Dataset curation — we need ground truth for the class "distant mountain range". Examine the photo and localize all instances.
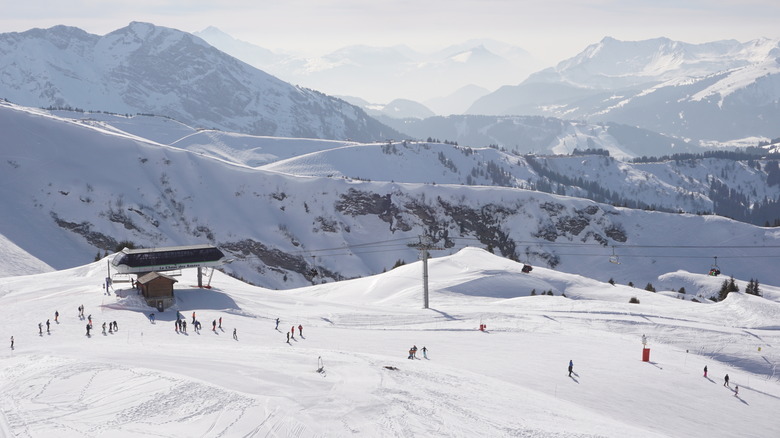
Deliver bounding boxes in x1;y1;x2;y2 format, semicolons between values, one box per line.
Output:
0;22;401;142
468;37;780;143
196;28;780;145
194;27;536;115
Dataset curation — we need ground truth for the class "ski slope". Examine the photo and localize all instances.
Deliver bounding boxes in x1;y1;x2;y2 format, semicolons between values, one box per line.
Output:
1;247;779;437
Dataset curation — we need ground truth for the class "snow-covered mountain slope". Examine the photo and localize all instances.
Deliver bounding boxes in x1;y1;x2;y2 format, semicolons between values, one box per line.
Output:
2;101;779;290
469;37;780;143
0;23;400;142
1;247;779;437
378;115;699;158
262;137;780;224
0;233;54;277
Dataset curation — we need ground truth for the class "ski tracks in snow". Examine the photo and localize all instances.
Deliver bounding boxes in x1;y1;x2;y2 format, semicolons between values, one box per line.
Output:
0;354;318;437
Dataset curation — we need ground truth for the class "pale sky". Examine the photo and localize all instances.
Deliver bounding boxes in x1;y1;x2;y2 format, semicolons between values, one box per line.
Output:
2;0;779;65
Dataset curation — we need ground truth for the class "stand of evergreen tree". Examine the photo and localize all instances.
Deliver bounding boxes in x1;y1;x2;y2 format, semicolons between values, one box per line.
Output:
745;278;761;296
717;276;740;301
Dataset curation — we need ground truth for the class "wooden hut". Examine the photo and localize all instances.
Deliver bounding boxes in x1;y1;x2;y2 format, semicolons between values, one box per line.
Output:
136;272;178;311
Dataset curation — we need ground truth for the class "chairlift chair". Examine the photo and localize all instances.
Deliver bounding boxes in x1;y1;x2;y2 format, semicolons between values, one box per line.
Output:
708;256;721;276
609;246;621;265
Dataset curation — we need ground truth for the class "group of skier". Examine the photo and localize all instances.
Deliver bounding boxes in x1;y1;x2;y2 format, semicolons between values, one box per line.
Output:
407;345;428;359
285;323;304;343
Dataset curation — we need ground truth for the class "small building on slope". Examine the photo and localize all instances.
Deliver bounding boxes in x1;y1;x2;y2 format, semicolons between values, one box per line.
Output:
136;272;178;312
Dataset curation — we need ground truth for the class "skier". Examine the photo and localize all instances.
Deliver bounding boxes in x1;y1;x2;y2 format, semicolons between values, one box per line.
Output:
38;322;43;336
149;313;155;323
298;324;303;337
192;312;196;324
109;322;113;334
233;328;238;341
212;320;217;331
724;374;730;387
54;310;59;323
86;323;92;337
113;321;118;332
102;322;107;335
275;318;280;330
88;314;92;325
568;360;574;377
46;319;50;334
408;347;414;359
734;385;739;397
291;326;295;338
422;346;428;359
219;317;222;329
286;331;290;343
181;320;187;333
10;336;13;349
704;365;708;378
412;345;418;359
175;320;179;333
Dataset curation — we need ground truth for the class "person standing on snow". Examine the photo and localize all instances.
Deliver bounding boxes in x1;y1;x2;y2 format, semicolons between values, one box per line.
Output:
38;322;43;336
422;346;428;359
298;324;303;337
233;328;238;341
54;310;59;323
212;320;217;332
86;323;92;337
568;360;574;377
192;312;196;324
286;331;290;343
275;318;280;330
102;322;107;335
734;385;739;397
412;345;418;359
10;336;14;349
724;374;730;387
291;326;295;338
46;319;50;334
704;365;708;378
219;317;222;329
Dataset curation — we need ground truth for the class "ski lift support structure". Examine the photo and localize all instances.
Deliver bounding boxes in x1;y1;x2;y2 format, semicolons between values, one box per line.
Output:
408;235;444;309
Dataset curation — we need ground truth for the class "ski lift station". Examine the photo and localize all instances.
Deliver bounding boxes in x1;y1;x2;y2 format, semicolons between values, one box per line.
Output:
110;244;228;311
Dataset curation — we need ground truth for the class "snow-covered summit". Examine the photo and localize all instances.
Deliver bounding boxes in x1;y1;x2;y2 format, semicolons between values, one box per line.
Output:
0;22;399;142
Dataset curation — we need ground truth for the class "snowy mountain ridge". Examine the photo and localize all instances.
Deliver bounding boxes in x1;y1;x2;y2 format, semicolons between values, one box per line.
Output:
0;22;400;142
1;101;778;291
469;37;780;143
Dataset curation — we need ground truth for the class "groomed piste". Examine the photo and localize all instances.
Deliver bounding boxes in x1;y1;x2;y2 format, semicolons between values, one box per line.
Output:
1;247;779;437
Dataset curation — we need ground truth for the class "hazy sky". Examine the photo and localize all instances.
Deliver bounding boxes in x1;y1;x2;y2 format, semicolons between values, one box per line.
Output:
2;0;779;65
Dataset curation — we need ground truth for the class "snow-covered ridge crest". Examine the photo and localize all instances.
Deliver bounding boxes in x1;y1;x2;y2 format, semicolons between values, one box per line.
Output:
0;22;399;142
1;101;778;290
469;36;780;142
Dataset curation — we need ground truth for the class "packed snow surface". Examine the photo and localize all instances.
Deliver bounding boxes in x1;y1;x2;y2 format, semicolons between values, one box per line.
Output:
1;247;779;437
